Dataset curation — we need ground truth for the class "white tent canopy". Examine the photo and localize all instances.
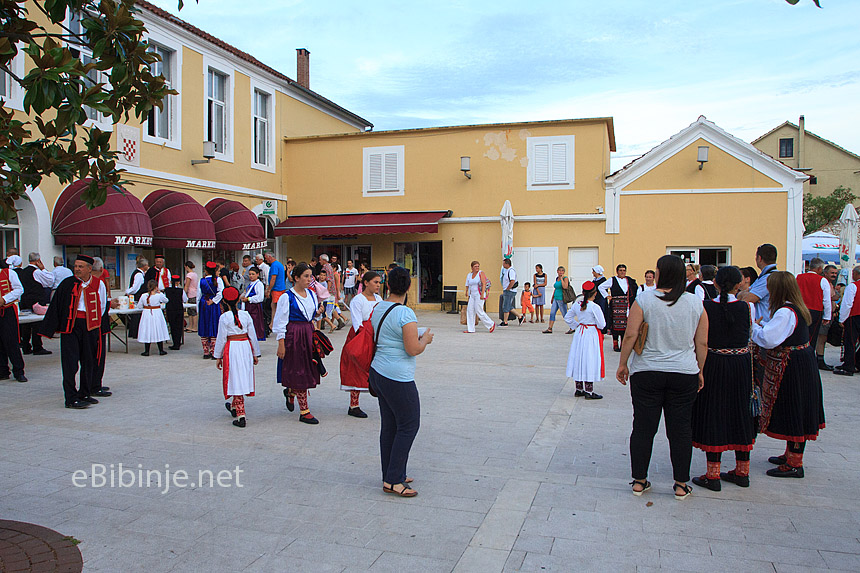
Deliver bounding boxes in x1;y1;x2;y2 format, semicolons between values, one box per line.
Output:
802;230;860;263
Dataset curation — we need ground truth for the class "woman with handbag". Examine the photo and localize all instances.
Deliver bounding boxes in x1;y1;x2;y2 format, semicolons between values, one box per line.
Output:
340;271;383;418
543;266;571;334
690;266;757;491
563;281;606;399
464;261;495;334
616;254;708;500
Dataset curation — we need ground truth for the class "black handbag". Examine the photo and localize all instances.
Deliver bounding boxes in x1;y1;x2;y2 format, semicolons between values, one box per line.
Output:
827;320;843;347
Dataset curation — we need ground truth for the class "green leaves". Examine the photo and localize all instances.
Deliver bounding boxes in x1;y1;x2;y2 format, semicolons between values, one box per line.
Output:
785;0;823;6
803;187;857;233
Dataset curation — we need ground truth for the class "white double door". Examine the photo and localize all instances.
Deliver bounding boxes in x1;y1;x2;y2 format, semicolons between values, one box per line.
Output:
510;247;558;286
568;247;599;293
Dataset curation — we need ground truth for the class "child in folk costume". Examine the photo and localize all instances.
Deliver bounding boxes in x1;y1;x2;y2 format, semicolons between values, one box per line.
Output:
198;261;224;359
241;266;266;341
137;280;170;356
563;281;606;400
214;287;261;428
340;271;383;419
164;275;187;351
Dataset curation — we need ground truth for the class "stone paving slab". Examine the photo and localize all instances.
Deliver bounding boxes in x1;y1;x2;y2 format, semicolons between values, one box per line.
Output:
0;310;857;572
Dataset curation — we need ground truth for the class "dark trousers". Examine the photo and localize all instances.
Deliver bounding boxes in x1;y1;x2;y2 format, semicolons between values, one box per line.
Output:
92;330;107;391
19;322;44;352
808;309;823;347
0;310;25;378
371;368;420;485
263;297;273;335
61;318;99;405
167;311;184;348
629;370;699;483
127;313;140;339
841;315;860;371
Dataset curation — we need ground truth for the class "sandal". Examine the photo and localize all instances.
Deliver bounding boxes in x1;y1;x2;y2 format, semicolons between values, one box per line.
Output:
674;483;693;500
542;329;553;334
383;483;417;497
630;479;651;496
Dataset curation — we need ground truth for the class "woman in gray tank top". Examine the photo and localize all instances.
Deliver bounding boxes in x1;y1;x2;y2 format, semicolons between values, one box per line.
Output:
616;255;708;500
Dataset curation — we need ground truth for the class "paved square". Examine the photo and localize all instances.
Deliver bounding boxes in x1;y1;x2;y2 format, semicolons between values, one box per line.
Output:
0;311;857;572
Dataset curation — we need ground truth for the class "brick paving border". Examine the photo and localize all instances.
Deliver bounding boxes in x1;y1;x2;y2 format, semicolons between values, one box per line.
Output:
0;520;83;573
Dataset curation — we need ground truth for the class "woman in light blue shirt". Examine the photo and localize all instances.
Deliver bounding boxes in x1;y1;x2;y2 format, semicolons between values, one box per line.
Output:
370;266;434;497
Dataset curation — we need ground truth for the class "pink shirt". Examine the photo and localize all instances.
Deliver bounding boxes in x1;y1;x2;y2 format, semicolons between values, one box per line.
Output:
185;271;198;298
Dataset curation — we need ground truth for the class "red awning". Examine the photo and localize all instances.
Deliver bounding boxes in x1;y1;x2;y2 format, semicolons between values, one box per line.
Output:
274;211;451;236
52;179;153;247
143;189;216;249
205;198;267;251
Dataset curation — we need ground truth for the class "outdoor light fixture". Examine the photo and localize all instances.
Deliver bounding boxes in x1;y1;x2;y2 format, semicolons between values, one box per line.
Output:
460;156;472;179
192;141;216;165
697;146;709;170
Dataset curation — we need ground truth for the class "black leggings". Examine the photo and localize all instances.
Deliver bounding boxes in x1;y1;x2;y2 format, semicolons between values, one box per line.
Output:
143;342;164;354
706;451;750;462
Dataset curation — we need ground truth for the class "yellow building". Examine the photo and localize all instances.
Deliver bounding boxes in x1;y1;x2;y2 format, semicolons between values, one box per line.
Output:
1;1;370;288
752;116;860;201
279;116;806;310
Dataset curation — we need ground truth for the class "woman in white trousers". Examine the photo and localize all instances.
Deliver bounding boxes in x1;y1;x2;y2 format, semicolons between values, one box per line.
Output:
464;261;496;333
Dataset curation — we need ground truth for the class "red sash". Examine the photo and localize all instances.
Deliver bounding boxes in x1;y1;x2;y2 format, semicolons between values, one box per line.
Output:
222;334;255;399
578;324;606;378
159;268;170;289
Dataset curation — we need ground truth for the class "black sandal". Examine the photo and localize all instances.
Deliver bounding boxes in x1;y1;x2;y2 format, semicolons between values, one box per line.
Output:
674;483;693;500
383;483;417;497
630;479;651;496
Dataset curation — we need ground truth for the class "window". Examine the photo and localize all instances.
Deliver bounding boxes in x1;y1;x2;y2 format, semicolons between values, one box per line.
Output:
668;247;730;267
809;175;817;185
253;89;270;166
146;43;174;140
207;68;228;154
779;138;794;158
527;135;575;190
363;145;404;196
0;48;24;111
68;11;112;128
0;67;8;98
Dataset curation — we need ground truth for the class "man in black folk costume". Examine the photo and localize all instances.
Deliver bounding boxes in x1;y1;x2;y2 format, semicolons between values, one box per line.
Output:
0;257;27;382
598;264;637;352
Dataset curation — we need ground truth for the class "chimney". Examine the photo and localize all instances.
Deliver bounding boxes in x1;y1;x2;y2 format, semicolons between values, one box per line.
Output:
798;115;805;170
296;48;310;89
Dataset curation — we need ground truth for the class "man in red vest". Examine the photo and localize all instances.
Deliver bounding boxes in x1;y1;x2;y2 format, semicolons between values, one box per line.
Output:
835;266;860;376
796;257;832;370
0;257;26;382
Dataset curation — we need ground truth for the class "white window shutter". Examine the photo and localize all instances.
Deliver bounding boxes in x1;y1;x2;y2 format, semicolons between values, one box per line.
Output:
533;143;549;183
384;153;399;190
368;153;383;190
551;143;567;183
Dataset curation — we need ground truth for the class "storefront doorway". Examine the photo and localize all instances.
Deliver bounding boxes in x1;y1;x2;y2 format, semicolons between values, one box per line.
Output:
313;244;372;269
394;241;442;303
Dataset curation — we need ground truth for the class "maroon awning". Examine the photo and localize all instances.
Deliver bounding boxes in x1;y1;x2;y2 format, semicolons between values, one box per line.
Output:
205;198;266;251
274;211;451;237
143;189;216;249
52;179;153;246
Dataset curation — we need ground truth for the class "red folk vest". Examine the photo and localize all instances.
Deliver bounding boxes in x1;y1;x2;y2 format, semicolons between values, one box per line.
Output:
851;280;860;318
69;279;102;331
0;269;14;309
796;272;824;312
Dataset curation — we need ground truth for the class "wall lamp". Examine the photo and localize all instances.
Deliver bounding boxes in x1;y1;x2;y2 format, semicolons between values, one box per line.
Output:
191;141;216;165
697;146;709;170
460;156;472;179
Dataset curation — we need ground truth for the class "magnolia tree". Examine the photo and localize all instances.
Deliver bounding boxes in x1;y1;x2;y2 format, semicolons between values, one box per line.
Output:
0;0;184;220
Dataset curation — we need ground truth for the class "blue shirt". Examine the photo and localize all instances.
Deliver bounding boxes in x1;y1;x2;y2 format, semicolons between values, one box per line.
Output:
749;264;776;323
269;260;286;292
370;301;418;382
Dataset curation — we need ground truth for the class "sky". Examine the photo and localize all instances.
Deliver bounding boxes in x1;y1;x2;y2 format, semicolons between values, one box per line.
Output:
149;0;860;170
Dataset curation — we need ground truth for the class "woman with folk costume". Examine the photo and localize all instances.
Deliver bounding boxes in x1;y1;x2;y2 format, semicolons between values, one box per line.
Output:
241;266;266;341
198;261;224;359
750;271;825;479
40;255;107;409
599;264;638;352
273;262;322;424
564;281;606;399
137;279;170;356
340;271;383;419
691;266;757;491
214;286;261;428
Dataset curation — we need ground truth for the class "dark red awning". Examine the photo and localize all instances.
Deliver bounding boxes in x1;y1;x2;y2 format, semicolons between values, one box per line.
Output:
205;198;266;251
143;189;216;249
274;211;450;237
52;179;153;247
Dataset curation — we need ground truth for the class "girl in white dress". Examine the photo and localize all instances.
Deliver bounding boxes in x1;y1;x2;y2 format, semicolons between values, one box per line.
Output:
214;287;261;428
341;271;384;418
464;261;495;333
138;280;170;356
564;281;607;399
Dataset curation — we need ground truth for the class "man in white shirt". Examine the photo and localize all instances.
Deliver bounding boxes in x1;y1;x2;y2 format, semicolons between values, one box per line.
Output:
51;256;73;289
16;252;55;356
499;259;521;326
255;254;269;284
0;257;27;382
835;266;860;376
796;257;833;371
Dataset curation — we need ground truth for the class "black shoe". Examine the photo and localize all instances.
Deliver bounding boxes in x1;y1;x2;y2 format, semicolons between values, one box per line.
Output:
92;390;112;397
284;388;295;411
65;400;89;409
203;353;210;359
101;386;110;392
817;358;833;371
348;407;368;418
0;374;9;380
833;367;854;376
584;392;603;400
21;348;32;355
518;316;524;325
141;351;150;356
32;348;52;356
159;350;168;356
500;322;508;327
233;417;246;428
574;390;585;397
766;465;804;478
168;346;181;351
720;471;750;487
299;413;319;424
79;396;99;404
692;475;722;491
225;402;237;417
14;375;27;383
768;455;787;466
